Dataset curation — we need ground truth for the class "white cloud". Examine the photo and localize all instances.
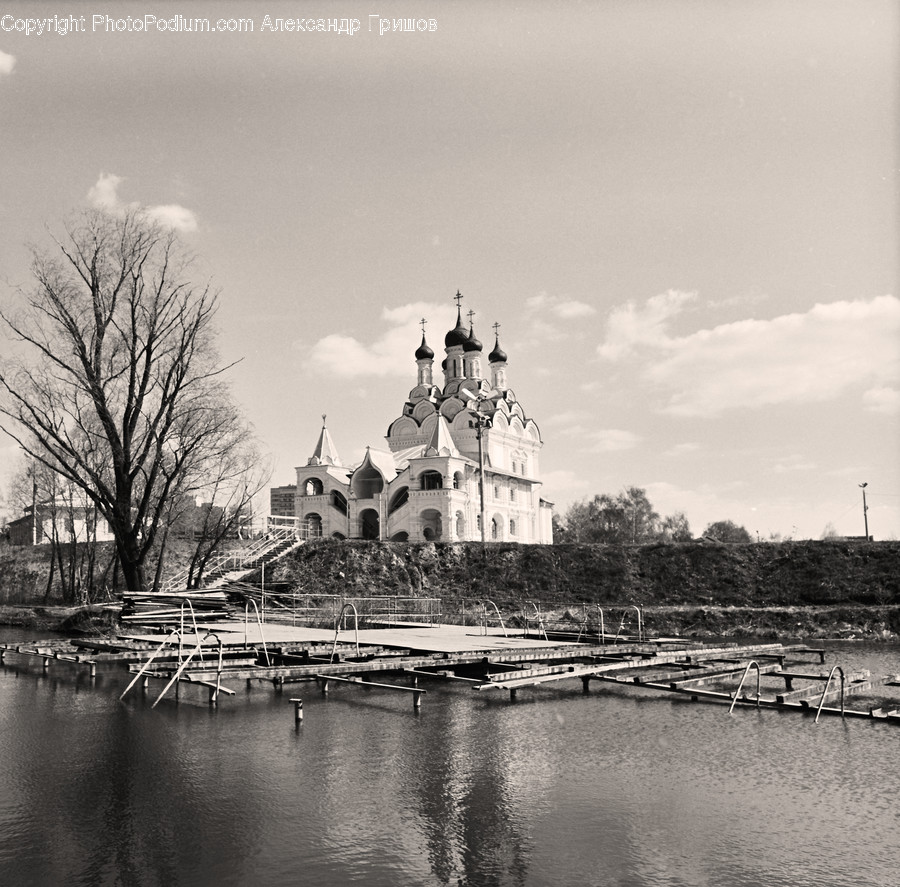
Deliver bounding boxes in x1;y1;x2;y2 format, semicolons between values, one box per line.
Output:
87;172;198;232
305;301;444;378
554;300;596;320
543;409;592;428
87;172;123;209
662;442;700;457
526;291;597;321
598;290;696;360
146;204;198;232
771;455;817;474
584;428;642;453
599;292;900;416
863;386;900;414
0;50;15;76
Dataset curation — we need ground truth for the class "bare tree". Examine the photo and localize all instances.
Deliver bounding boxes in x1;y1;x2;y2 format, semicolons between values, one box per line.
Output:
0;209;258;592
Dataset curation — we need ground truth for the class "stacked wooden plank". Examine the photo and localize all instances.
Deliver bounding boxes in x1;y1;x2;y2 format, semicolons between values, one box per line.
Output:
120;590;233;625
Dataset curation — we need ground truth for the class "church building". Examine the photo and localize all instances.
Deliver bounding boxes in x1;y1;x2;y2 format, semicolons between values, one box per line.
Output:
285;296;553;543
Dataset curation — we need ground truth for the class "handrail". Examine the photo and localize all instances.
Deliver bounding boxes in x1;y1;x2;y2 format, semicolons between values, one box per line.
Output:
523;601;548;641
179;600;204;663
244;599;271;665
478;600;508;637
729;660;762;714
330;603;361;663
119;628;182;700
815;665;845;723
151;631;224;709
613;605;643;643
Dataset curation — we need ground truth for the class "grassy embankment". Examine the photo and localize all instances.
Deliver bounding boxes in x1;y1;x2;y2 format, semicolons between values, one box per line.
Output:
2;537;899;639
260;538;900;640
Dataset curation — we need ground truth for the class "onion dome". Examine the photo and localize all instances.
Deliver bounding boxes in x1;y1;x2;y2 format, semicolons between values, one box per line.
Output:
415;334;434;360
463;323;483;353
489;334;507;363
444;307;469;348
441;357;447;371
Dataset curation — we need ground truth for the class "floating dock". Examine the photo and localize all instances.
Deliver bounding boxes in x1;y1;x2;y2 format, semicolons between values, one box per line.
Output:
3;616;899;725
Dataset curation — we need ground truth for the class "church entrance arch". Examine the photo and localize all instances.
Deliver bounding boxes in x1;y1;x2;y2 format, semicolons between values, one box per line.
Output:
420;508;442;541
360;509;380;540
306;513;322;537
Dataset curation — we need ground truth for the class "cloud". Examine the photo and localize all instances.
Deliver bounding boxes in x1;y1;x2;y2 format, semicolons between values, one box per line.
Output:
304;301;445;378
663;442;700;457
599;292;900;416
0;50;15;76
597;290;696;360
863;386;900;414
584;429;642;453
145;204;198;232
87;172;198;232
527;292;597;321
87;172;123;209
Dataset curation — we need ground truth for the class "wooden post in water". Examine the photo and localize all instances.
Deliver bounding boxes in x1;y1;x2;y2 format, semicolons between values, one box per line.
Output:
290;697;304;722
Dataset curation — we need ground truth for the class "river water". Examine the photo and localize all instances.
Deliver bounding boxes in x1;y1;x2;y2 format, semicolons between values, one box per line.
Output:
1;628;898;887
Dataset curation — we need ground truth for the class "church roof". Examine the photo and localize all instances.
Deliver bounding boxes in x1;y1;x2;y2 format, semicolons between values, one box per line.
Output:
308;417;342;466
423;414;460;457
444;306;469;348
489;334;507;363
415;334;434;360
463;323;483;353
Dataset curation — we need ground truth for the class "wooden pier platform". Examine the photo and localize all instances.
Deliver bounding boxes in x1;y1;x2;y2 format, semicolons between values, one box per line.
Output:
5;616;899;725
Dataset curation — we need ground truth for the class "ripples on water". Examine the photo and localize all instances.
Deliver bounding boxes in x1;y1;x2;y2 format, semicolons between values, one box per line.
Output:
1;632;897;887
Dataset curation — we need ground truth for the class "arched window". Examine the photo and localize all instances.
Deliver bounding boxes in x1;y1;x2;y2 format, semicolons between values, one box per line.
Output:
509;519;517;537
491;517;500;540
420;471;443;490
331;490;348;515
455;511;465;538
453;471;464;490
388;487;409;515
304;478;324;496
306;513;322;537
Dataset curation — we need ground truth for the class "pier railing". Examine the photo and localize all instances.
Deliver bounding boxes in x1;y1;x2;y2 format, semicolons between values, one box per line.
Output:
236;591;443;628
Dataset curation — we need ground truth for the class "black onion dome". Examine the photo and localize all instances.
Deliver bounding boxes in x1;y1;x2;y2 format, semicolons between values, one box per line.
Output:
441;357;447;371
463;323;483;353
415;335;434;360
444;308;469;348
489;335;507;363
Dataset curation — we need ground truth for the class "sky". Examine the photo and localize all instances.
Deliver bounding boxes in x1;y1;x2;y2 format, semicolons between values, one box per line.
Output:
0;0;898;540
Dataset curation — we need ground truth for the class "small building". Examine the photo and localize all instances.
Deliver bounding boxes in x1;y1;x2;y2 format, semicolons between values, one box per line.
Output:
290;300;553;543
5;500;114;546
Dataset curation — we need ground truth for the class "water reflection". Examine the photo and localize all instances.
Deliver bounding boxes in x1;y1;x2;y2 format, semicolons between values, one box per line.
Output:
2;636;899;887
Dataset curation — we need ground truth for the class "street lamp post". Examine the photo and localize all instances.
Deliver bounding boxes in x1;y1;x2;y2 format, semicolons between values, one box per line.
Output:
859;482;869;540
472;398;491;544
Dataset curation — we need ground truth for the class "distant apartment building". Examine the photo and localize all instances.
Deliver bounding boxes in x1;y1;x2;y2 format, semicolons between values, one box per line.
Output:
270;484;297;517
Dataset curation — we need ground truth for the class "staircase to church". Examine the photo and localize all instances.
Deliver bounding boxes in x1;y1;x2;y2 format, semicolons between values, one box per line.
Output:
161;525;303;595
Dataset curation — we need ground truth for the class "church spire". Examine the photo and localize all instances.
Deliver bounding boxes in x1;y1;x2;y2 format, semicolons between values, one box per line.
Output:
308;415;342;466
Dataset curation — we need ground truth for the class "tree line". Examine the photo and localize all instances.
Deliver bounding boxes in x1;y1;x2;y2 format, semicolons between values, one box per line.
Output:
553;487;753;544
